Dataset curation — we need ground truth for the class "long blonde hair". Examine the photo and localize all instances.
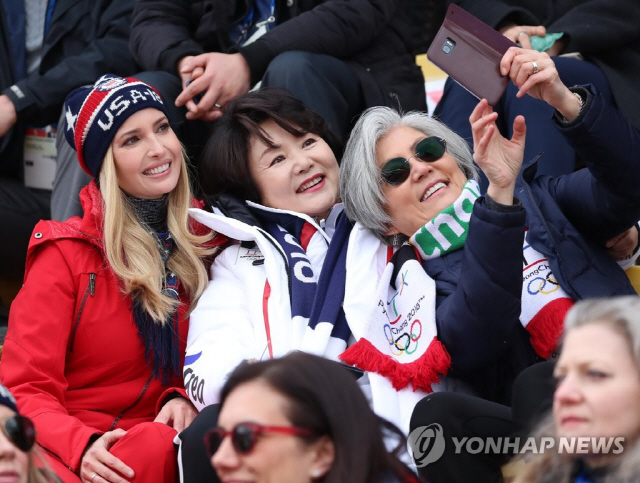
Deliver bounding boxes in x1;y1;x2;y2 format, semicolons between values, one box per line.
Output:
510;414;640;483
99;146;214;323
30;446;62;483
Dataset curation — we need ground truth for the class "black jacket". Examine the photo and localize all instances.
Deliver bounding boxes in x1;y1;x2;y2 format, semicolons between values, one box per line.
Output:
452;0;640;129
0;0;138;176
129;0;427;111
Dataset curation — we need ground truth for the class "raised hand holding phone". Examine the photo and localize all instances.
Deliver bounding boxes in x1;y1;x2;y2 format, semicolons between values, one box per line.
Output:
500;47;582;122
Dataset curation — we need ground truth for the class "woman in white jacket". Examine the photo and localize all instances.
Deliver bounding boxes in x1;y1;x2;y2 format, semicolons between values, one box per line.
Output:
177;88;354;482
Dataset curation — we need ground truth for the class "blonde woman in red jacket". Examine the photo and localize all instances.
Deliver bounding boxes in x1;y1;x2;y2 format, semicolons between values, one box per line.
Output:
0;74;221;483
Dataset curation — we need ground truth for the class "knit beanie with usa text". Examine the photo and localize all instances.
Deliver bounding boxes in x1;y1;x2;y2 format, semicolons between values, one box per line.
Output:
63;74;169;177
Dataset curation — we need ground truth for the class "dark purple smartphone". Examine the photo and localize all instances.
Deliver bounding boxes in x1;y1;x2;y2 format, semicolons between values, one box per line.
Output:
426;4;516;105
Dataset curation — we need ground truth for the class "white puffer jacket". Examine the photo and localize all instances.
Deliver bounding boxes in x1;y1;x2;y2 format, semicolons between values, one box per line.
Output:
184;202;345;410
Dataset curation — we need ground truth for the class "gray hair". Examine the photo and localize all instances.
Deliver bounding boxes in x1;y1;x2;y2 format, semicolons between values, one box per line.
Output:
340;107;478;243
563;296;640;370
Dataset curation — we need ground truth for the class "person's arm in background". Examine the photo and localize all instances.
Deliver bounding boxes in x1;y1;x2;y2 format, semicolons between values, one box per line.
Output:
174;0;402;120
239;0;400;86
544;0;640;56
452;0;640;57
0;94;17;138
450;0;547;49
545;85;640;243
451;0;535;27
130;0;229;121
2;0;137;129
129;0;206;74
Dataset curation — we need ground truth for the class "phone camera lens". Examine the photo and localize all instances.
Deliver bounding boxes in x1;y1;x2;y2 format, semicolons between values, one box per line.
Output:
442;38;456;55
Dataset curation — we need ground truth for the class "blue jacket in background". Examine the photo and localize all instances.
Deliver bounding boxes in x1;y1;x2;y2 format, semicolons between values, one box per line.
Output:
0;0;138;177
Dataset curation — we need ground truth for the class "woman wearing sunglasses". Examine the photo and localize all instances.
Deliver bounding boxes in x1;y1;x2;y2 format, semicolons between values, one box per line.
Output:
0;383;60;483
338;47;640;426
208;351;419;483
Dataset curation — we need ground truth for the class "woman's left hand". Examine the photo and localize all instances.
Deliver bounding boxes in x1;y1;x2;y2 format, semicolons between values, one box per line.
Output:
154;397;198;433
500;47;581;121
470;99;525;204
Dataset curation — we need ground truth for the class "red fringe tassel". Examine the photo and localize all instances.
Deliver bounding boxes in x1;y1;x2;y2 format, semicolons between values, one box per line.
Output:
339;336;451;393
526;298;574;359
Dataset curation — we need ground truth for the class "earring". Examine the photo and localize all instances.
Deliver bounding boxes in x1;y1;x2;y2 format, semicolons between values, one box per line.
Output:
311;469;323;479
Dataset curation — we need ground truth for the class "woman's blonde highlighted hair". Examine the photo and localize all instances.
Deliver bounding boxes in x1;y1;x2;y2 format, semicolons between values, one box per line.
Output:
99;146;214;323
511;296;640;483
30;446;63;483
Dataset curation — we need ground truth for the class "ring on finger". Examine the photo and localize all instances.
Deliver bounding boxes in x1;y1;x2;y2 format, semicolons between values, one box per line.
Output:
214;103;223;109
531;60;539;75
517;31;529;38
91;473;98;482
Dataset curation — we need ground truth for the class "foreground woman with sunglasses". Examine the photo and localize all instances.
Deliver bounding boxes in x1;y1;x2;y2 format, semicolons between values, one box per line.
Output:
0;383;60;483
207;351;420;483
338;48;640;434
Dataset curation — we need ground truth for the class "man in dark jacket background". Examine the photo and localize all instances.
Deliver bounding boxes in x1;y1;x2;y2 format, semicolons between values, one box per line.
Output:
129;0;428;147
0;0;137;283
433;0;640;189
452;0;640;129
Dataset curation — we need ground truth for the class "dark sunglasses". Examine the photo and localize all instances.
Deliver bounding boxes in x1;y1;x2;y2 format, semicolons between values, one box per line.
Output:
1;416;36;452
204;422;315;457
380;136;447;185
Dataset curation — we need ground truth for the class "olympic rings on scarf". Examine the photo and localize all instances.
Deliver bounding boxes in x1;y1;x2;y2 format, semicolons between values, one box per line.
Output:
384;319;423;356
527;273;561;295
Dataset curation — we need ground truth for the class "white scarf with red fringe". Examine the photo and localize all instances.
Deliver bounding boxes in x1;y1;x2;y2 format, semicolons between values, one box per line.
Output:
341;180;569;434
341;181;480;434
341;222;450;435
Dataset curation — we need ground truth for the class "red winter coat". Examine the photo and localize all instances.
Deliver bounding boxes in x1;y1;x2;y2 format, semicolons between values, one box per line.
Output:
0;181;222;474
